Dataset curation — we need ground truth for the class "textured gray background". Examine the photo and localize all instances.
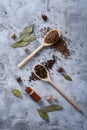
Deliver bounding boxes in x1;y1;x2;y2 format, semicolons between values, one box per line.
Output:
0;0;87;130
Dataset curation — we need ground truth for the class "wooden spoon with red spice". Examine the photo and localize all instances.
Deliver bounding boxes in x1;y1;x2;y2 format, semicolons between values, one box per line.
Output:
18;30;61;68
33;64;81;113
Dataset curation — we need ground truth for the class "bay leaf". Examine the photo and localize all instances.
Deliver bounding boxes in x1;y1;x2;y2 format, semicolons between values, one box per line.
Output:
11;41;28;48
37;109;49;121
42;105;63;112
12;89;22;98
63;74;72;81
11;36;35;48
23;36;35;42
19;24;34;39
11;24;35;48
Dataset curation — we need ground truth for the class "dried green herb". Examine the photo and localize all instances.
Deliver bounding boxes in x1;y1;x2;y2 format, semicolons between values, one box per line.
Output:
63;74;72;81
42;105;63;112
37;109;49;121
11;24;36;48
12;89;22;98
11;36;35;48
19;24;34;39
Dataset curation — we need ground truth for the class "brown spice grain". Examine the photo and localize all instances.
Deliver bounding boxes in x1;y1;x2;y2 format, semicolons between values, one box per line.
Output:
52;37;71;58
34;65;47;79
41;15;48;21
58;67;65;73
45;30;59;44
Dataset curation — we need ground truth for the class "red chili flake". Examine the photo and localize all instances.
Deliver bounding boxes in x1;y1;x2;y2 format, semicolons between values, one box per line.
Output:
16;77;22;83
58;67;65;73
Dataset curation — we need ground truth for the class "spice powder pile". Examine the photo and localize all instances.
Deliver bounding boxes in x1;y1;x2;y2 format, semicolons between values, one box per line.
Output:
52;38;71;58
34;65;47;79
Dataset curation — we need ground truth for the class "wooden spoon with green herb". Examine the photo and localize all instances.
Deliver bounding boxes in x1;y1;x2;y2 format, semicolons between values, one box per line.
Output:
33;64;81;113
18;30;61;68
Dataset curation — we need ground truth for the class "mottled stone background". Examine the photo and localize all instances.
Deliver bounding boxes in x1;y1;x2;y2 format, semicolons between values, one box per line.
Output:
0;0;87;130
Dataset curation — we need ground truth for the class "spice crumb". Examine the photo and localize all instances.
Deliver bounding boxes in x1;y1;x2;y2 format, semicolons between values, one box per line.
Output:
11;32;16;39
16;77;22;83
58;67;65;73
41;15;48;21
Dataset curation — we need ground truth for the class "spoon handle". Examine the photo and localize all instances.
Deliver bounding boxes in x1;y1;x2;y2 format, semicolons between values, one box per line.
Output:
18;44;44;68
49;80;81;112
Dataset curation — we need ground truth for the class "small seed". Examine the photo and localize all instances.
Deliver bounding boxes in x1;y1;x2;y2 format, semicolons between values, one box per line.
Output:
24;47;29;52
46;97;51;101
11;32;16;39
46;96;57;101
52;96;57;100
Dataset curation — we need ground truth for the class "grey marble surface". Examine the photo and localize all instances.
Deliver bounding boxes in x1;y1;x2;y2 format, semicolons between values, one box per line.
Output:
0;0;87;130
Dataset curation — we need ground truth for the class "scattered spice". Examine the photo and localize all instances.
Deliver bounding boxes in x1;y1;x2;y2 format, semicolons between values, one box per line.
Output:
29;72;39;82
40;27;71;58
45;30;59;44
41;14;48;21
29;56;56;81
16;77;22;83
40;27;51;37
43;55;56;70
11;32;16;39
34;64;47;79
25;87;41;102
58;67;65;73
52;37;71;58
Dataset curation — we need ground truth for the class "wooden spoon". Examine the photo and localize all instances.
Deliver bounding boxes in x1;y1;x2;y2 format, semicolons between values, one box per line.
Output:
33;64;81;112
18;30;61;68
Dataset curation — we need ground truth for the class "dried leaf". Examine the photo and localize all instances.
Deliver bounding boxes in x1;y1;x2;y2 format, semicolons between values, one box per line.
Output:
63;74;72;81
42;105;63;112
19;24;34;39
12;89;22;98
11;36;35;48
23;36;35;42
11;41;27;48
37;109;49;121
11;24;36;48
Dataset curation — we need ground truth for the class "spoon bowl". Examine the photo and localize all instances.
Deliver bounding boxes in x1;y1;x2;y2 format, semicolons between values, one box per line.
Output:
43;30;61;46
33;64;81;112
18;30;61;68
33;64;51;82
